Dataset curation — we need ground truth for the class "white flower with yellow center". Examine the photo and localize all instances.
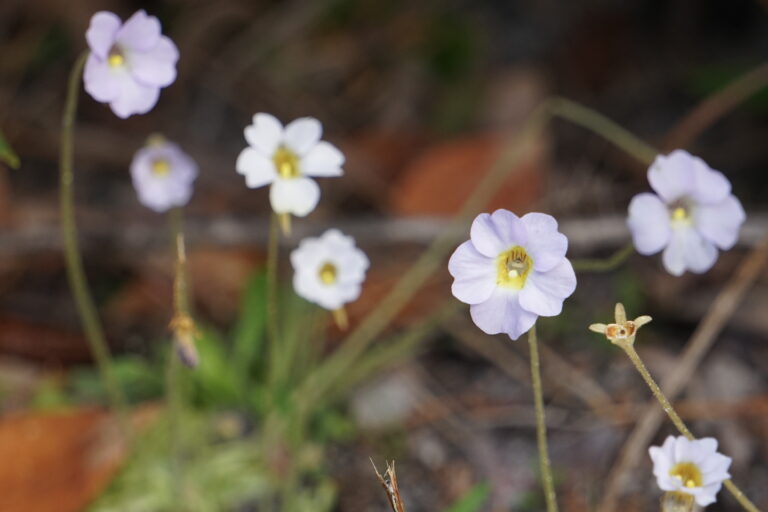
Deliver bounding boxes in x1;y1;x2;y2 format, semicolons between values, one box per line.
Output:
290;229;368;328
236;113;344;234
628;150;745;276
649;436;732;507
130;136;197;213
448;209;576;340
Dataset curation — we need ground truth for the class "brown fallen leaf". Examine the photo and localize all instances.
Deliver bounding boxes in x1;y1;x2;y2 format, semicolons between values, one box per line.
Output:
0;405;158;512
390;132;548;216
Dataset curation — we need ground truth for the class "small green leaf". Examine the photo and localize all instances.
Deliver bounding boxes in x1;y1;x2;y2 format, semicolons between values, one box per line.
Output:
0;131;19;169
444;482;490;512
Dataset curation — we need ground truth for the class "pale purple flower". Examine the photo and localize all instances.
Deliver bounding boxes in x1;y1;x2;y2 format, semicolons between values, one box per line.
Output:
649;436;731;507
448;209;577;340
628;150;745;276
130;138;197;213
236;113;344;217
84;10;179;118
290;229;368;310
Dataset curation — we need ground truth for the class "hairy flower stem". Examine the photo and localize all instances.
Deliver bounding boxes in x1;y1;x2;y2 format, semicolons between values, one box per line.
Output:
571;243;634;272
266;213;281;389
528;326;559;512
166;207;190;502
60;52;129;433
547;97;658;166
617;341;760;512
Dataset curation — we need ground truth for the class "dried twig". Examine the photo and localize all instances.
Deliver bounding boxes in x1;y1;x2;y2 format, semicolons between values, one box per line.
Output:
371;459;406;512
599;234;768;511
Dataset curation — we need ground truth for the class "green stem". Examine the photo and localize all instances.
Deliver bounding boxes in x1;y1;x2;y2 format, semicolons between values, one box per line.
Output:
59;52;128;431
619;342;760;512
528;326;558;512
548;97;658;165
266;213;281;390
166;206;188;501
571;243;634;272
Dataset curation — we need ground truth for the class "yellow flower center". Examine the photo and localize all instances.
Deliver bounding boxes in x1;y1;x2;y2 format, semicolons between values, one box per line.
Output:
318;262;337;285
669;462;702;489
152;159;171;177
273;146;300;179
107;48;125;68
669;200;692;225
496;246;532;290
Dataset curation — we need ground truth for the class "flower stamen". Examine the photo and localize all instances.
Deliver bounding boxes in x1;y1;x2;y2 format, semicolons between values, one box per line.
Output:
669;462;703;489
319;262;338;285
107;47;125;68
152;159;171;177
273;146;300;179
496;246;532;289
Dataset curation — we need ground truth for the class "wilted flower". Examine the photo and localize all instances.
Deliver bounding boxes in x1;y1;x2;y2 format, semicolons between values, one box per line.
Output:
649;435;732;507
290;229;368;328
448;209;576;340
628;150;745;276
236;113;344;233
589;303;652;347
84;10;179;118
130;136;197;213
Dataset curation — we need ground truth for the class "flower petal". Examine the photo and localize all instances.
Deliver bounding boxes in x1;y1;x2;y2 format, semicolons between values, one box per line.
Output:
245;113;283;155
83;55;124;103
448;241;496;305
86;11;121;59
116;10;161;52
269;177;320;216
518;259;576;316
128;36;178;87
469;288;538;340
695;195;745;250
648;150;696;203
470;209;527;258
108;77;160;118
301;141;344;177
236;147;277;188
649;446;672;477
662;226;718;276
691;158;731;204
520;212;568;272
627;192;672;255
283;117;322;156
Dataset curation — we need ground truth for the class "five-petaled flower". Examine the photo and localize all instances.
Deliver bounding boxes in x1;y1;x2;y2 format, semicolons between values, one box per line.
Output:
649;435;732;507
290;229;368;328
130;136;197;213
236;113;344;231
628;150;745;276
448;209;577;340
84;10;179;118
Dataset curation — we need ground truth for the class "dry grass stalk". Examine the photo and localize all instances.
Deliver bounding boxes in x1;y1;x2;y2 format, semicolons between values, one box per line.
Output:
371;459;406;512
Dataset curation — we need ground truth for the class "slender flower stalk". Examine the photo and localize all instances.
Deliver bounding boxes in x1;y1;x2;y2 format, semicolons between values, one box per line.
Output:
571;243;634;272
528;325;558;512
166;206;196;504
60;51;128;432
590;304;760;512
266;213;281;387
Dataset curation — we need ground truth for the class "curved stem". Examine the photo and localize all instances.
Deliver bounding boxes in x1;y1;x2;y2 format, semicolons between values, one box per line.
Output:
571;243;634;273
59;52;128;431
548;97;658;165
619;342;760;512
528;325;559;512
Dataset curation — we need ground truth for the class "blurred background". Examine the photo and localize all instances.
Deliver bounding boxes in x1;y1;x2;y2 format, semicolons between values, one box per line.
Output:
1;0;768;511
